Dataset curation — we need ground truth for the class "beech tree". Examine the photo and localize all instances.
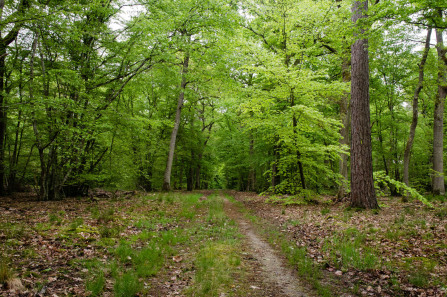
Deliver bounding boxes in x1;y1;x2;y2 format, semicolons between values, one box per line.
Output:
433;24;446;195
403;28;432;188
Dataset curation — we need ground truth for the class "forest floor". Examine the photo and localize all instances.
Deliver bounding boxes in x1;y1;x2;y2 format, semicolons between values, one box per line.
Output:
0;190;446;296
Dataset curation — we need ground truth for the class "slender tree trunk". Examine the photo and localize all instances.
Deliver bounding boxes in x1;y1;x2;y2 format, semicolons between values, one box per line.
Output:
187;158;194;191
271;143;279;193
163;54;189;191
290;91;306;190
433;26;446;195
403;28;432;187
247;136;255;191
195;159;201;190
350;0;378;209
0;46;7;195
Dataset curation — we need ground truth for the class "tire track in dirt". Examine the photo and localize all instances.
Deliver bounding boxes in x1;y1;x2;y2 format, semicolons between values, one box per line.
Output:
223;198;313;297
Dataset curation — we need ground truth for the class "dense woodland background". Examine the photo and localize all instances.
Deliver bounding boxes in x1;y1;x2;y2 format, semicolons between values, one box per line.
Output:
0;0;446;202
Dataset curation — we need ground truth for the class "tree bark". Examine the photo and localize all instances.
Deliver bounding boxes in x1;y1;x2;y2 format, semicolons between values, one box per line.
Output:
350;0;378;209
433;26;446;195
163;53;189;191
403;28;432;187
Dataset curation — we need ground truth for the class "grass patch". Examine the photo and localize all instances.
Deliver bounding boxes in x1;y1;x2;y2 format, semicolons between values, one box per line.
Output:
49;212;63;225
114;271;142;297
403;257;437;288
435;207;447;218
324;228;378;271
321;207;330;215
186;196;243;296
0;259;12;284
97;208;115;223
0;222;25;239
134;245;163;277
187;243;241;297
99;224;121;238
68;217;84;231
86;270;105;296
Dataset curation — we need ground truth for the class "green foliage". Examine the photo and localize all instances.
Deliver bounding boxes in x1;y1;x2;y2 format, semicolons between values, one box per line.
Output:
373;171;433;207
0;0;443;214
266;190;320;205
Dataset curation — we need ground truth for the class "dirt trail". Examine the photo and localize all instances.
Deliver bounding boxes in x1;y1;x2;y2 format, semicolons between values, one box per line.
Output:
223;198;313;297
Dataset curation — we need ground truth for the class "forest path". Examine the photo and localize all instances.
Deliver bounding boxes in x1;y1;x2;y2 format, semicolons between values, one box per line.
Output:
222;197;313;297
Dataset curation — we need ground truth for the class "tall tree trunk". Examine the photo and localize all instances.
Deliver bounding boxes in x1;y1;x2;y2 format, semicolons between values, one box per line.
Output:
350;0;378;209
403;28;432;187
0;46;7;195
163;53;189;191
433;26;446;195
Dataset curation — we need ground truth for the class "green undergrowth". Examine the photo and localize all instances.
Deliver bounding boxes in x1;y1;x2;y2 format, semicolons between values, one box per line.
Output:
265;190;327;206
323;228;379;271
72;192;248;296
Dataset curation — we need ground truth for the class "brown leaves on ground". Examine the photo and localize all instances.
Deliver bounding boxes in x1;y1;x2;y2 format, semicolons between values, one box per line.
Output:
230;191;447;297
0;192;151;296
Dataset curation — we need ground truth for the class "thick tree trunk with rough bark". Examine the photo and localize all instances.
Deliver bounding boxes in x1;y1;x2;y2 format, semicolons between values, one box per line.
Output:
350;0;378;209
163;54;189;191
403;28;432;187
433;27;446;195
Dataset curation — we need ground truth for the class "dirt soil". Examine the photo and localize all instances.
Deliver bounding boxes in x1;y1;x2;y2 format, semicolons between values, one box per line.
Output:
223;198;313;297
